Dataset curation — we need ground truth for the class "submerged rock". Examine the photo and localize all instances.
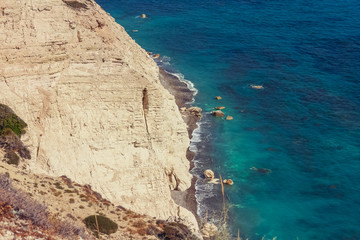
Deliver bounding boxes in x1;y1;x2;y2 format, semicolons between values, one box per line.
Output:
250;166;272;174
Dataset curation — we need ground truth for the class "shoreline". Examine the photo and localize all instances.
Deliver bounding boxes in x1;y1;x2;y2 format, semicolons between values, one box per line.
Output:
158;68;201;224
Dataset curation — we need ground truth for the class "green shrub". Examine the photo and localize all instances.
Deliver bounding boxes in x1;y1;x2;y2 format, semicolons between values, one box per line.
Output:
0;128;31;160
4;152;20;166
0;104;27;137
84;215;118;235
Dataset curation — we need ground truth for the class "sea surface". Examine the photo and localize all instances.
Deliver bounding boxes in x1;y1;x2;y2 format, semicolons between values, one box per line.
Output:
96;0;360;239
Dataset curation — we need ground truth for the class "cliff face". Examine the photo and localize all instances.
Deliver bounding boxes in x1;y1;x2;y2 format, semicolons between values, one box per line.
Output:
0;0;196;229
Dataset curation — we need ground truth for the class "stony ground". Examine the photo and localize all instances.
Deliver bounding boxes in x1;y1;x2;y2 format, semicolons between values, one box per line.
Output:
0;158;176;240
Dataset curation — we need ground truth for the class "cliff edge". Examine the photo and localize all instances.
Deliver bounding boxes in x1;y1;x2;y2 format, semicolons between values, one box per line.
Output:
0;0;197;230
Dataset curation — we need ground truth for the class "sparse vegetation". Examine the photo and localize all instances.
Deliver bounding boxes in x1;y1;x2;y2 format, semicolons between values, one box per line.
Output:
0;104;31;163
133;219;147;228
54;182;64;190
146;224;162;236
84;215;118;236
0;173;87;238
0;104;27;137
4;151;20;166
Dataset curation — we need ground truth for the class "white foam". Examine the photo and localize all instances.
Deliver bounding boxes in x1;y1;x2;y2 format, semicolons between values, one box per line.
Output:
189;122;202;153
158;55;171;65
163;70;199;105
153;55;198;102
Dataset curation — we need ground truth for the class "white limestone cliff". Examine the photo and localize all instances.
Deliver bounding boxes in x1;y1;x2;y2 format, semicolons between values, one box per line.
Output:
0;0;197;230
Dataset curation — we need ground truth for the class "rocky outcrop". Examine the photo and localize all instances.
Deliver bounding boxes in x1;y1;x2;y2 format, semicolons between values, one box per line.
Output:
0;0;196;230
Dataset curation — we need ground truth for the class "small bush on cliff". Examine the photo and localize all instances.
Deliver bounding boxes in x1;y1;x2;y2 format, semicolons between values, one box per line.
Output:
0;129;31;159
4;151;20;166
0;104;31;161
84;215;118;236
0;104;27;137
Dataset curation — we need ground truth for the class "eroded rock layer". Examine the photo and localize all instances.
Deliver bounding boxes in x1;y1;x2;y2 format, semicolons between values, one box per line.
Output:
0;0;196;229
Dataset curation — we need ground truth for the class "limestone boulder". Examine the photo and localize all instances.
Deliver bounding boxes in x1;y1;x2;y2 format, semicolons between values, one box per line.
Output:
223;179;234;185
250;85;264;89
187;107;202;118
201;223;218;239
211;110;225;117
204;169;215;179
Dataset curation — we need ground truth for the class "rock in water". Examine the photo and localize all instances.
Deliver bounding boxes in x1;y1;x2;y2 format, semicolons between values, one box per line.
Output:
215;96;222;100
250;167;272;174
211;110;225;117
226;116;233;120
187;107;203;117
223;179;234;185
215;106;225;110
141;13;147;18
250;84;264;89
204;169;215;179
201;223;218;238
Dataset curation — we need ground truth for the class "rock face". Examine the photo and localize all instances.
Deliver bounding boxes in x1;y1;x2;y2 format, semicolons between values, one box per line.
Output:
0;0;196;230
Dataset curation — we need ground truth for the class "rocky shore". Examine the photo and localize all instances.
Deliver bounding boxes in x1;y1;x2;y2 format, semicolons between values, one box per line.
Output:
158;69;202;224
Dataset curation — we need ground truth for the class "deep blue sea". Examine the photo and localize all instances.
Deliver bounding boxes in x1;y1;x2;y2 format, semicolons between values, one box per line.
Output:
97;0;360;239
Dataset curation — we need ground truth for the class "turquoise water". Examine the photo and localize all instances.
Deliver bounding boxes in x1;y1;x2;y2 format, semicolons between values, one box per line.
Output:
97;0;360;239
